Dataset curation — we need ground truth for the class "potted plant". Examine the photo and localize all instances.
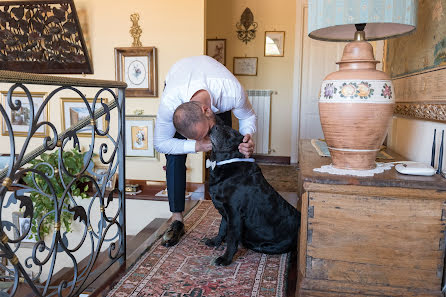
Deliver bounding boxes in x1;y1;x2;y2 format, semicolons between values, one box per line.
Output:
22;149;90;240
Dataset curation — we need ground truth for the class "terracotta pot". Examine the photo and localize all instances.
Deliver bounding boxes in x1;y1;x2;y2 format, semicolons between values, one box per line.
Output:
319;40;394;170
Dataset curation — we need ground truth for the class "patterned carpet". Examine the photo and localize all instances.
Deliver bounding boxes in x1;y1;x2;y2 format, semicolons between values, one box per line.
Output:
258;164;299;193
107;201;290;297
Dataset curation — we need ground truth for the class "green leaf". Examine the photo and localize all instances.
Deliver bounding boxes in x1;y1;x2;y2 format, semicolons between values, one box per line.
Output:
21;148;94;239
41;153;49;162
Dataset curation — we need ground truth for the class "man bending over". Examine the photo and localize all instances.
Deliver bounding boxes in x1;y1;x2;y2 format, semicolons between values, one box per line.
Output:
154;55;256;247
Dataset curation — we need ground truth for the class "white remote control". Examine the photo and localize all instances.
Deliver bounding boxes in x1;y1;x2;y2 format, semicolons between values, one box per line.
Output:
395;162;436;176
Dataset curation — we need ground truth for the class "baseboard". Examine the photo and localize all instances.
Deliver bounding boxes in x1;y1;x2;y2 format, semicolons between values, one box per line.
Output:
253;154;290;165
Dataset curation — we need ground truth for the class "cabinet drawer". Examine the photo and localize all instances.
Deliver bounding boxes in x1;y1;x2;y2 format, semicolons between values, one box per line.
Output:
305;192;445;289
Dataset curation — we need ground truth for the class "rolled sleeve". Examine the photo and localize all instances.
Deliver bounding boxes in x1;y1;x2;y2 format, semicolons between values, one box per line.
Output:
232;90;257;136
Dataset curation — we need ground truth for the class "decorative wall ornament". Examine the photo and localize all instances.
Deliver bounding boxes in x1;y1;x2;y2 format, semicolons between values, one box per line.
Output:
130;13;142;47
0;0;92;74
394;103;446;122
236;8;257;44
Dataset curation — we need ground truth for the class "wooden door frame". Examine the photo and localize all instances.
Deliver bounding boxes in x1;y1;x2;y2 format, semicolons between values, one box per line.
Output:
290;1;307;164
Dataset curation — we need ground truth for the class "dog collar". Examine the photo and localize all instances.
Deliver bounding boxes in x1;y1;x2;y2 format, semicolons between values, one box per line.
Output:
206;158;255;170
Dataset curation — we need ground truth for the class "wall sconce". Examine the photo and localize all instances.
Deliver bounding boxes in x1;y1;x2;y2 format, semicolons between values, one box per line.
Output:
236;7;258;44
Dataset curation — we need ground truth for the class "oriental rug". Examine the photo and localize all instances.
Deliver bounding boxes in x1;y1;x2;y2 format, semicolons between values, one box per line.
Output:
107;200;290;297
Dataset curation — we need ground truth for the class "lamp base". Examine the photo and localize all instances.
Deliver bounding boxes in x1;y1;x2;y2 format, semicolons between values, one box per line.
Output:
318;40;394;170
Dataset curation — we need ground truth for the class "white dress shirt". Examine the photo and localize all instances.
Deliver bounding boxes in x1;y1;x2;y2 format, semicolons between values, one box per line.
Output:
154;55;256;155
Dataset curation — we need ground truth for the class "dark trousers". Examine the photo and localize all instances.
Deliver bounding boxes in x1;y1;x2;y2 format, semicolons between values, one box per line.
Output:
166;111;232;212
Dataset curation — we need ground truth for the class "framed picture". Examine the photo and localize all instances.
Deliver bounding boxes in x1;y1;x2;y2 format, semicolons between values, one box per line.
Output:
60;98;108;137
115;47;158;97
206;39;226;65
125;115;157;158
264;31;285;57
12;212;36;248
1;92;48;137
93;165;117;191
233;57;258;76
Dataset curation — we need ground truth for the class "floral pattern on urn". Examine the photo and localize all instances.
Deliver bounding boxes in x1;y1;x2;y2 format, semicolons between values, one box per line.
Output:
320;80;394;103
318;41;395;170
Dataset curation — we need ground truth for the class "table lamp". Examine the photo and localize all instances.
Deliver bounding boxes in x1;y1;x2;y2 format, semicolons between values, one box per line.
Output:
308;0;417;170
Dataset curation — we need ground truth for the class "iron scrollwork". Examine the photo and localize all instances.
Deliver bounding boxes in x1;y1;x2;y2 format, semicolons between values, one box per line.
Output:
0;72;126;296
236;7;258;44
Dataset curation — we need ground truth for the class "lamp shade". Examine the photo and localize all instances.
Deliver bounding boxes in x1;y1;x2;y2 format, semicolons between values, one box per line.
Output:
308;0;417;41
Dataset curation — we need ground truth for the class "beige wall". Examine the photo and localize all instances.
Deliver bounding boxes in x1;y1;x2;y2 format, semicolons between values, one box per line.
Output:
206;0;296;157
0;0;206;183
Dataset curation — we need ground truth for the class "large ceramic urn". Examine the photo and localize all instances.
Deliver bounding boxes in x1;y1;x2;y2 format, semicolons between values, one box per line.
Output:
318;38;394;170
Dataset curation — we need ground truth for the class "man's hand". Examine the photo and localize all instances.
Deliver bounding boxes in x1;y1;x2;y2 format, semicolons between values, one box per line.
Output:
195;137;212;152
238;134;254;158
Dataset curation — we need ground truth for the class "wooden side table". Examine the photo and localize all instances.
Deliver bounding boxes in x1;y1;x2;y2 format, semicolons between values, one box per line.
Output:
297;140;446;297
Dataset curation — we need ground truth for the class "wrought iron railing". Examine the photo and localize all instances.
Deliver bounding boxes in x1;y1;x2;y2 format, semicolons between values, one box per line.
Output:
0;70;126;296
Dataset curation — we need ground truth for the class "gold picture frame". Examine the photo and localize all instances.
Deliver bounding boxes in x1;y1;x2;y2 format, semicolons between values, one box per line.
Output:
125;115;158;158
233;57;258;76
60;98;108;137
264;31;285;57
1;91;49;137
93;164;117;192
115;47;158;97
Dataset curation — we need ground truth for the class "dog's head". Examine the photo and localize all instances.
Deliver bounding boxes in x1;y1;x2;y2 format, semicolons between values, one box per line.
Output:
209;125;244;158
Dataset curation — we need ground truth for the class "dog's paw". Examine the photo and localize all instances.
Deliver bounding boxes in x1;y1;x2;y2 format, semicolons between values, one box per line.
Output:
215;256;232;266
204;237;222;247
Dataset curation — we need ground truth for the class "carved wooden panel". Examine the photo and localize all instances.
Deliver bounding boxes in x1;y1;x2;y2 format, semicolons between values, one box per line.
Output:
391;66;446;122
0;0;92;74
394;103;446;122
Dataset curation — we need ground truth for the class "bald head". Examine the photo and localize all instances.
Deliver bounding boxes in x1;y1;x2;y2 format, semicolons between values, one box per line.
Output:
173;101;214;139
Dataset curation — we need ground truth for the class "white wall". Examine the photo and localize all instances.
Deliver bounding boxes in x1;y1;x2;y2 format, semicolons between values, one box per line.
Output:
388;117;446;169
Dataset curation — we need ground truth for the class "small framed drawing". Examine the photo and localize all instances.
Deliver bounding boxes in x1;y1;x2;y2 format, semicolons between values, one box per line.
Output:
115;47;158;97
1;92;48;137
125;115;157;158
12;212;36;248
93;165;117;191
264;31;285;57
206;39;226;65
233;57;258;76
61;98;108;137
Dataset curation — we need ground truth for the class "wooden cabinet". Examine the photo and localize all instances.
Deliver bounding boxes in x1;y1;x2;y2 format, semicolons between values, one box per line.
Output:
297;140;446;297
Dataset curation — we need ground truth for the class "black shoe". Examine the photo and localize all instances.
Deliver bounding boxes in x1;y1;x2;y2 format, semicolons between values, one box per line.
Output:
161;220;185;247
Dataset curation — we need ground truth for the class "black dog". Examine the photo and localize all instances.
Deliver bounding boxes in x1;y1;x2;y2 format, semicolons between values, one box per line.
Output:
204;124;301;266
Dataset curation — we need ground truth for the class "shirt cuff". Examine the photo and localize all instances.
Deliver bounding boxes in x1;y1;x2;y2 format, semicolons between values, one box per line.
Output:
183;139;197;153
239;127;254;136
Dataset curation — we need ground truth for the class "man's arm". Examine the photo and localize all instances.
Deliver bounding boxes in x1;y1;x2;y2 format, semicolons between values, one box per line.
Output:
232;91;256;136
154;103;196;155
232;90;256;157
232;88;256;135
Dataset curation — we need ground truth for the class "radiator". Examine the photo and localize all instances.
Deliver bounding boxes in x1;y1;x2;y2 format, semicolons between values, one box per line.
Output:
246;89;272;155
